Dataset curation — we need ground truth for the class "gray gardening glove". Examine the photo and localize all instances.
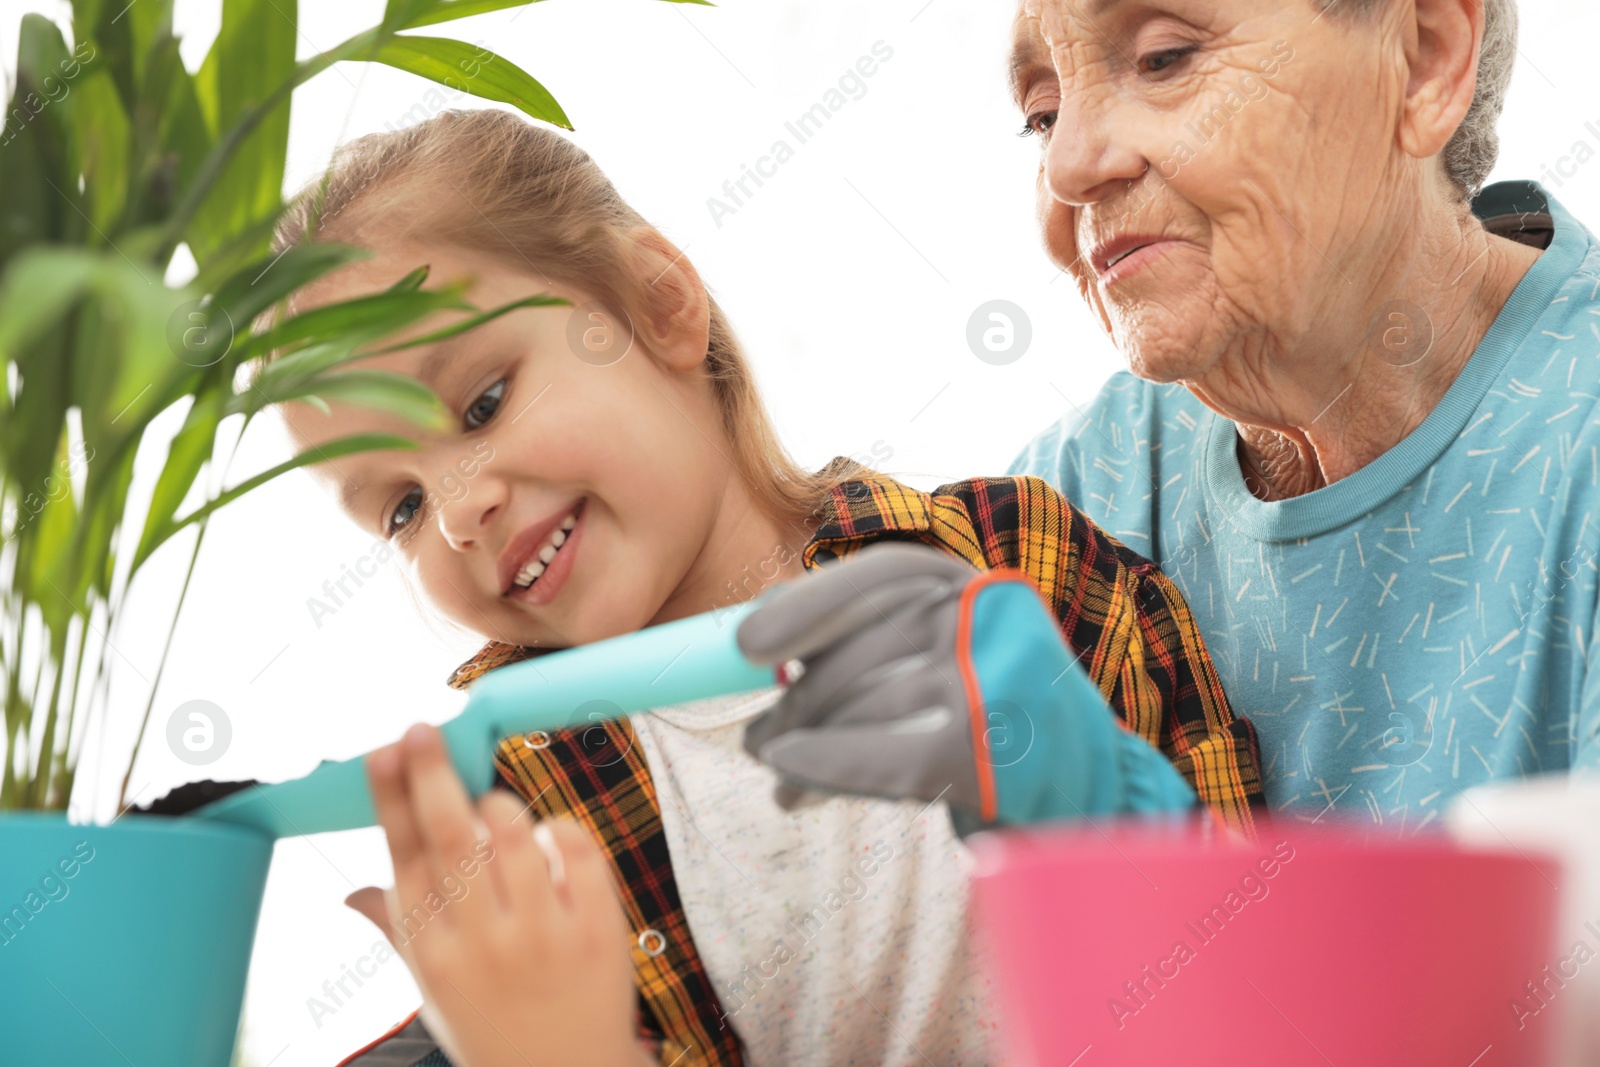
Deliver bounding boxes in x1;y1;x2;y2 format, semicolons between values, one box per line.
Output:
737;542;1198;828
738;543;989;814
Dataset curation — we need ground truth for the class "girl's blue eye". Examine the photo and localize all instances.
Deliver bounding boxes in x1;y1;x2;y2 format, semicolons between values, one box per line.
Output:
465;379;506;430
385;378;507;537
388;487;423;538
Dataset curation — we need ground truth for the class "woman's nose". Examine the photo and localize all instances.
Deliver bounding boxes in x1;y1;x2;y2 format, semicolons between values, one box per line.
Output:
1042;93;1149;208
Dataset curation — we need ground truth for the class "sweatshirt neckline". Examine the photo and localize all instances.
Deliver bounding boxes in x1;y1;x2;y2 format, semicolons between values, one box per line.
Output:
1200;182;1590;543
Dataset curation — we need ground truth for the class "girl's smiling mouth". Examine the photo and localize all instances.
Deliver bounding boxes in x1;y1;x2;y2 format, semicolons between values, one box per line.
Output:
503;499;586;606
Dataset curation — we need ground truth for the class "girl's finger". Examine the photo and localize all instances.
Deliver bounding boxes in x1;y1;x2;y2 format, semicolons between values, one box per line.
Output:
345;885;401;951
399;724;484;863
400;723;505;922
479;790;559;919
345;887;432;1012
532;822;567;892
367;740;438;912
542;819;623;933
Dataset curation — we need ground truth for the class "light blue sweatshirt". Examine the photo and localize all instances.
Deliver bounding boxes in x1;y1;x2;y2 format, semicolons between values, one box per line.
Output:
1011;181;1600;828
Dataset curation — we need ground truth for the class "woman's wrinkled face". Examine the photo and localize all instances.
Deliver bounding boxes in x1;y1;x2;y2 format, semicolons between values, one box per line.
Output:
281;241;733;650
1014;0;1409;388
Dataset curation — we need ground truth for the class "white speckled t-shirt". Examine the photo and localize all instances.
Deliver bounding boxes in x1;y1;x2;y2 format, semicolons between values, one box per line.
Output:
630;688;998;1067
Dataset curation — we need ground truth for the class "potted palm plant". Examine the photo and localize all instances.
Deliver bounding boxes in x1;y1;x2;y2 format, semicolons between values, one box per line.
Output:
0;1;700;1061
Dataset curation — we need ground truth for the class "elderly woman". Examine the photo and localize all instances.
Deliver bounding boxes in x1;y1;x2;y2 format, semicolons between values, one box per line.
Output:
1001;0;1600;817
743;0;1597;829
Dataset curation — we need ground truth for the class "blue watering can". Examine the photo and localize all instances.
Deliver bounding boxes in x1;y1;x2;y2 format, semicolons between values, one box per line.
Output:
194;600;772;838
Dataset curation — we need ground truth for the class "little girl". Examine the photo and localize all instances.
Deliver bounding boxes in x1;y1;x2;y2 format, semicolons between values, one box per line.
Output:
260;109;1264;1066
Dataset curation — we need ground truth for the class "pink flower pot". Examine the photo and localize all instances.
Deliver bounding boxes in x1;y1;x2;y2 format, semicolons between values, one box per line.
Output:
969;821;1562;1067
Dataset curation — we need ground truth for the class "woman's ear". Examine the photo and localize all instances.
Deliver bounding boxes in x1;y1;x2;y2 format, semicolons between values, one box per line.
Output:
1397;0;1483;165
627;227;712;372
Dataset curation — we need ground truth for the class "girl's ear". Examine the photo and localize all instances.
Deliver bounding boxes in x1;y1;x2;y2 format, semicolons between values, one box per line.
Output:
627;227;712;372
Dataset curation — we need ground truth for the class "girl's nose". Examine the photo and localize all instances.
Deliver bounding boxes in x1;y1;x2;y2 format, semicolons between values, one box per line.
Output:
436;474;505;551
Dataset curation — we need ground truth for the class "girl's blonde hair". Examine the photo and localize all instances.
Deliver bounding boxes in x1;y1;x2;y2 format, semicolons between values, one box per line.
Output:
264;107;849;531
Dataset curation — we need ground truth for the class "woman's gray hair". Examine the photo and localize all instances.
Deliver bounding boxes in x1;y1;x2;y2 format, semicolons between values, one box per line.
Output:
1319;0;1518;199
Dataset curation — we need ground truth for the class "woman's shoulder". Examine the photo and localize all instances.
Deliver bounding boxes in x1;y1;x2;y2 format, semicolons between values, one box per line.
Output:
1008;371;1207;517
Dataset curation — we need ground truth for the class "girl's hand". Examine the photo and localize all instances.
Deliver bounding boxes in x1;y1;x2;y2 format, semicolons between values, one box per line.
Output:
345;723;651;1067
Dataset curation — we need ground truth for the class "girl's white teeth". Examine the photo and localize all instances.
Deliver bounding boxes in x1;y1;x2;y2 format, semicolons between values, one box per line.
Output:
513;507;580;590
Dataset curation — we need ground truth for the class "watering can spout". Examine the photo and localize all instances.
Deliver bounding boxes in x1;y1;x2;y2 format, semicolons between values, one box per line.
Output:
195;602;772;839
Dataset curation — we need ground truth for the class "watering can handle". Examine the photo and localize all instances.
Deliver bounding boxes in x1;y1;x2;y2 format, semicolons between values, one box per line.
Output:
194;602;772;839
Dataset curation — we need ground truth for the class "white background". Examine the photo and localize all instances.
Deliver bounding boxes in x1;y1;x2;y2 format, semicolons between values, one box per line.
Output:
5;0;1599;1062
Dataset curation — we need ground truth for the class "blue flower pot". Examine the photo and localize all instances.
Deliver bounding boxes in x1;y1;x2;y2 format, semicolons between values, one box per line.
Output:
0;812;273;1066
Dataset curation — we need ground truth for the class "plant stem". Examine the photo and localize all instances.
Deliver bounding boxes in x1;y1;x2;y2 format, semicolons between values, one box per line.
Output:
88;596;117;815
57;612;89;794
117;411;252;810
1;598;21;809
24;633;45;803
30;630;67;807
118;514;210;811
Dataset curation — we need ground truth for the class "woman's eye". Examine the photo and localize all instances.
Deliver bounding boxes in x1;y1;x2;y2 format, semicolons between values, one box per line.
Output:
464;378;506;430
387;487;423;538
1142;45;1198;75
1019;110;1058;139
